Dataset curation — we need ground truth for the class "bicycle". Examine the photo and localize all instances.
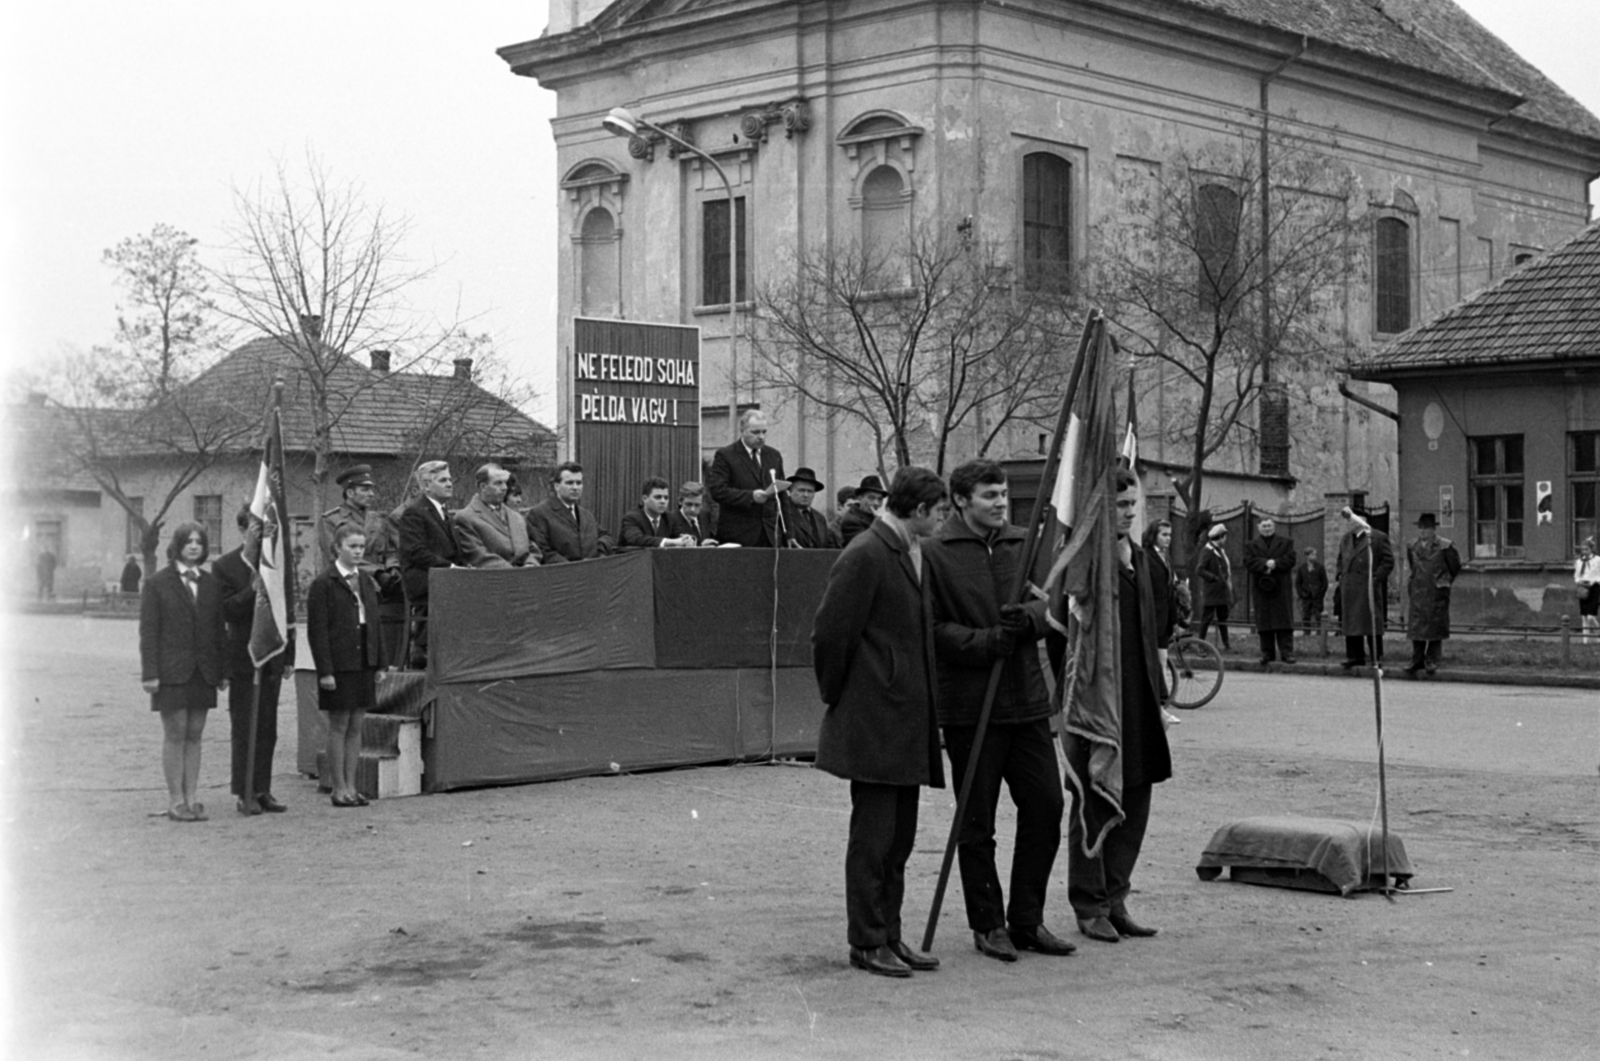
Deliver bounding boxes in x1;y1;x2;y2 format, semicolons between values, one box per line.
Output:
1166;630;1224;709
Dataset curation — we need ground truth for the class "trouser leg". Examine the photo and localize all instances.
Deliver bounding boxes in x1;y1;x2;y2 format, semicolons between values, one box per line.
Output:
1068;782;1152;918
1345;635;1367;663
845;782;920;948
1275;629;1295;659
227;677;252;797
1002;719;1065;930
942;725;1009;933
254;667;282;794
1424;640;1442;665
1258;633;1275;661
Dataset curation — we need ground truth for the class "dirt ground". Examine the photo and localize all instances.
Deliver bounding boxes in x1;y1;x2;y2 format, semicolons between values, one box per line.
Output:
6;613;1597;1060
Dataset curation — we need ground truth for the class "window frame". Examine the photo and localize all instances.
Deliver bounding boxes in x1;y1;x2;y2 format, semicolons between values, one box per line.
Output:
1194;182;1243;312
1469;434;1525;560
193;494;224;556
1569;430;1600;554
699;194;749;309
1022;151;1072;293
1374;215;1413;334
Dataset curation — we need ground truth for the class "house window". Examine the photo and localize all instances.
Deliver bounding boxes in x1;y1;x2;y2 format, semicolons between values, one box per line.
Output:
579;207;619;317
1375;217;1411;333
193;495;223;556
861;165;907;254
125;496;145;556
1196;183;1242;310
701;196;747;307
1022;152;1071;292
1571;431;1600;552
1470;435;1524;559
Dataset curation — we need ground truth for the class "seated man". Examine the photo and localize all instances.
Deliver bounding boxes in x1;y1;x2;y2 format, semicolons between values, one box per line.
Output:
838;475;887;547
786;467;835;548
826;485;857;548
453;462;541;568
620;477;696;549
525;462;615;563
667;481;718;546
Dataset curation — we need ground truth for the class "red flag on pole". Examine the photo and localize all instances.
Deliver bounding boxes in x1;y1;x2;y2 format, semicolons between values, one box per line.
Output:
248;398;293;667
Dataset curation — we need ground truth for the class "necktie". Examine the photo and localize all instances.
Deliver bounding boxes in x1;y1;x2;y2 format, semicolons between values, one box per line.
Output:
569;506;579;530
182;569;199;598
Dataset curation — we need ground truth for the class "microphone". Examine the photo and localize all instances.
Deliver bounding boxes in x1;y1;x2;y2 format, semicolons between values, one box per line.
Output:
1341;506;1371;532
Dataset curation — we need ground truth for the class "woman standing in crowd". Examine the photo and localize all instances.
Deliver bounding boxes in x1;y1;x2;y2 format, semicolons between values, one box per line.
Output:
1197;523;1234;649
139;522;226;822
308;525;388;807
1575;537;1600;644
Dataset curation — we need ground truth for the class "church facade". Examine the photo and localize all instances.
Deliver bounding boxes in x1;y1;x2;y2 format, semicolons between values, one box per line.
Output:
501;0;1600;519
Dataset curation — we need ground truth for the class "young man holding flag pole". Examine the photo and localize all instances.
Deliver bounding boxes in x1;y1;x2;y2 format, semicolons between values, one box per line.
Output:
243;381;295;813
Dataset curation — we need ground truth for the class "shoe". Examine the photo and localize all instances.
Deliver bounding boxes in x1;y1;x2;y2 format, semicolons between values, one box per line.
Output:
257;793;288;813
351;793;370;806
1258;657;1272;667
1108;910;1158;938
886;940;940;970
1076;916;1120;943
849;945;912;978
165;806;197;822
1340;659;1364;670
188;802;208;821
331;795;362;808
1282;656;1297;664
973;927;1020;962
236;797;262;816
317;782;332;795
1424;663;1437;675
1008;924;1078;956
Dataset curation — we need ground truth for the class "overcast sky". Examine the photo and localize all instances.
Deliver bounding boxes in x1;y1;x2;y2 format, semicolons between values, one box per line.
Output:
2;1;1596;425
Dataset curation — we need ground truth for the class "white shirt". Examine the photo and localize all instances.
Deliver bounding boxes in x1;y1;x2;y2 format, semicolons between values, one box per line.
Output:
335;561;366;625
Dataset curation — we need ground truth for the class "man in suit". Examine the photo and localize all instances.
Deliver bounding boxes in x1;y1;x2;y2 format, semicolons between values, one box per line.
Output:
398;460;463;667
453;463;541;567
665;481;717;545
837;475;887;547
1296;546;1329;624
620;476;696;549
525;462;615;562
1336;509;1395;668
785;467;836;548
813;466;948;978
923;460;1075;963
1243;516;1298;665
707;410;789;547
212;507;289;815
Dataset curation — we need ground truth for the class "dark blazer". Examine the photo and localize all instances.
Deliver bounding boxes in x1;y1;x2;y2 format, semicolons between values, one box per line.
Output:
666;508;714;545
787;506;836;549
213;546;278;682
525;498;614;563
1297;557;1329;601
812;520;945;789
398;496;460;601
618;506;676;549
307;565;387;676
139;564;225;686
922;517;1052;727
707;440;786;547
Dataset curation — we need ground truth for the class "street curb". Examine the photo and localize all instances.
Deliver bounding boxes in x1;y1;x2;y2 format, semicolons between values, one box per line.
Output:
1231;658;1600;690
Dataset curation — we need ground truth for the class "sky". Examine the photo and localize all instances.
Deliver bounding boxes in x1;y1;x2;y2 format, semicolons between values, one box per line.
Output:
2;0;1597;427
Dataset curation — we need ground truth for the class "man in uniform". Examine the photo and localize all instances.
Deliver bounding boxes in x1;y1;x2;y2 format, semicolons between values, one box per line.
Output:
785;467;835;548
1404;512;1461;675
707;410;789;547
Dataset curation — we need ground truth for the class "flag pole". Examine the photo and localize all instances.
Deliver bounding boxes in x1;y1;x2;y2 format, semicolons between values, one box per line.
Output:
1366;524;1394;899
242;380;286;814
920;311;1102;952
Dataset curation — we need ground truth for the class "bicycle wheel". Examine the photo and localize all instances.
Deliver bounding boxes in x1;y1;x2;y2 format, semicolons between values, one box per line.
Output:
1166;636;1224;709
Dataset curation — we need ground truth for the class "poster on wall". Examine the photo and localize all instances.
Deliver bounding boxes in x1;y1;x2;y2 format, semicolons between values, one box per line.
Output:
1439;485;1454;529
571;318;701;537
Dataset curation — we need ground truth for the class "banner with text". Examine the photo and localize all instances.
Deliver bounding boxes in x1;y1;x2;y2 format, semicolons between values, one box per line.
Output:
572;318;702;539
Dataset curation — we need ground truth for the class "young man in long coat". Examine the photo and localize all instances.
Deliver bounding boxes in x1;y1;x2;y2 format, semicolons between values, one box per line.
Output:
1243;516;1298;665
923;460;1076;963
1336;512;1395;668
813;466;948;978
1404;512;1461;675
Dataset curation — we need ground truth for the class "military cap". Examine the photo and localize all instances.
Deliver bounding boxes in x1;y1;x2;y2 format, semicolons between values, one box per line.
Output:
336;464;376;488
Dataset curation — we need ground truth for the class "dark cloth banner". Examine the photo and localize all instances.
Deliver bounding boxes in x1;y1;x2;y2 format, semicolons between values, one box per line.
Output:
652;549;837;668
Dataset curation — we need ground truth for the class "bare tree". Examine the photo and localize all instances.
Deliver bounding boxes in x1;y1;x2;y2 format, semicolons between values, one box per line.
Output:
101;224;223;399
749;224;1078;475
215;153;453;535
1088;134;1365;515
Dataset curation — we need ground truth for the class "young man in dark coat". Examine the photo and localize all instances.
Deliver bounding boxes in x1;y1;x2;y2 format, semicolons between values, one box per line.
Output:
706;410;788;547
665;481;717;545
813;465;948;978
212;507;289;815
923;460;1075;963
1296;546;1329;623
1243;515;1298;665
619;476;696;549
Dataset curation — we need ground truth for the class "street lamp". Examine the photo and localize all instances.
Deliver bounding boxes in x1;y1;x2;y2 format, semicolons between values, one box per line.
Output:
602;106;740;424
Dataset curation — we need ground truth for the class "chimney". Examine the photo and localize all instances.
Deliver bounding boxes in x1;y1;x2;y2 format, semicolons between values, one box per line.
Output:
453;357;474;381
369;349;391;373
299;314;323;342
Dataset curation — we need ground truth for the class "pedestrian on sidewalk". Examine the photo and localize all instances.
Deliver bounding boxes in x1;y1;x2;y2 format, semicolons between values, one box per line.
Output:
1404;513;1461;675
1197;523;1233;649
1244;516;1297;665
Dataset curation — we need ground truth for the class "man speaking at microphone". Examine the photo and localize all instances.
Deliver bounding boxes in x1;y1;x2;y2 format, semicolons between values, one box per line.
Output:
708;409;790;547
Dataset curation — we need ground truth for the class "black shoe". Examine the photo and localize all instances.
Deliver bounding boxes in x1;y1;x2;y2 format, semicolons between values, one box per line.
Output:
1282;655;1297;664
1108;910;1158;938
1077;916;1120;943
257;793;288;813
1424;663;1437;675
1008;924;1077;956
886;939;939;970
235;797;262;816
1403;663;1422;675
973;927;1019;962
1340;659;1364;670
849;945;912;978
1258;657;1272;667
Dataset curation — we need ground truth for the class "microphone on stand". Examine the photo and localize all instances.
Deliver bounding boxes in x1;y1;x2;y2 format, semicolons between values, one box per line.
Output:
1341;506;1371;532
770;469;792;546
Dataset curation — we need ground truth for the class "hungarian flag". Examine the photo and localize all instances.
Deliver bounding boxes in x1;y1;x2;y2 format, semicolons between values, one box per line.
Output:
1041;317;1125;857
248;402;293;667
1119;364;1145;542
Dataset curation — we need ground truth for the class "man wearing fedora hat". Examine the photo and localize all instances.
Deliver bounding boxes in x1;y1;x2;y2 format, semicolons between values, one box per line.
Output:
1404;512;1461;675
786;467;835;548
838;475;888;548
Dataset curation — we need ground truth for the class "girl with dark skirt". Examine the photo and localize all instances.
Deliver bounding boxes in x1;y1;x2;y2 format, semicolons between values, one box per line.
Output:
308;524;388;807
140;522;227;821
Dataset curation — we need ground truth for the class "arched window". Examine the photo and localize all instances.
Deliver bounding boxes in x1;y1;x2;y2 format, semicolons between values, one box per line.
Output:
1023;152;1071;292
861;165;906;253
1375;217;1411;333
580;207;619;317
1195;184;1242;311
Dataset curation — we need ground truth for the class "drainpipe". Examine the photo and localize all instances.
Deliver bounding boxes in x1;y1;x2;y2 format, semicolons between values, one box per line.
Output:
1338;379;1400;423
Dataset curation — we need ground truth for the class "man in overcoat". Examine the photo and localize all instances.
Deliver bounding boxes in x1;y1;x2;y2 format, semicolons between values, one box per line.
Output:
837;475;887;547
1243;516;1298;665
923;460;1075;963
212;508;289;814
453;463;541;567
1296;547;1329;623
785;467;835;548
1404;512;1461;675
707;410;788;547
813;466;948;978
1336;511;1395;668
524;462;616;562
398;460;463;666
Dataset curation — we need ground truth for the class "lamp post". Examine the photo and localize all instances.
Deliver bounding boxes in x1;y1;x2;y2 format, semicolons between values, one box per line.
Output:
603;105;740;421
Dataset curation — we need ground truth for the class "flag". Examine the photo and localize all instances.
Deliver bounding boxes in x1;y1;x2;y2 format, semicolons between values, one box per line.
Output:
248;401;293;667
1040;317;1125;858
1119;365;1145;542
